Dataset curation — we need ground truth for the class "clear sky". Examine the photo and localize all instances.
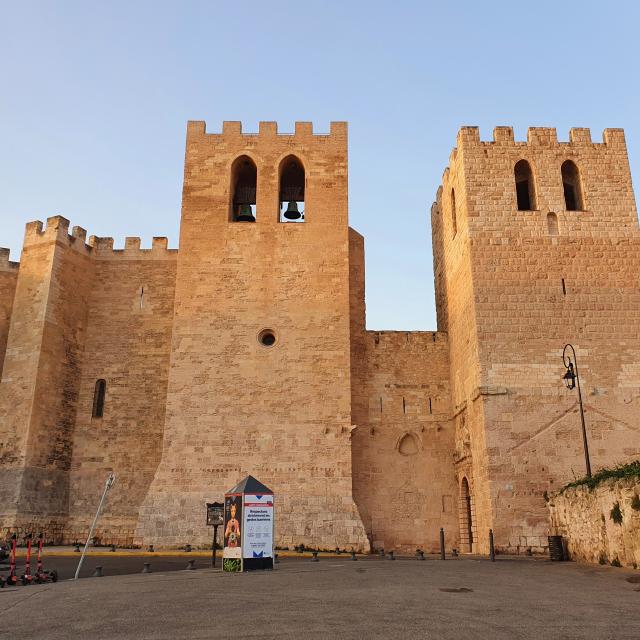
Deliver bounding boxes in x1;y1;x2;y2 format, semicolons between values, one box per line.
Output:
1;1;638;329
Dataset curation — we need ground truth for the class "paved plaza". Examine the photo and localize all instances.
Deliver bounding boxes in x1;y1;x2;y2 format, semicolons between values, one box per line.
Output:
1;555;639;639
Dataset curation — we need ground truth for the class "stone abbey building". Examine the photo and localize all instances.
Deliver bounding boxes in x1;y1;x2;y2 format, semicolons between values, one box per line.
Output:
1;121;639;554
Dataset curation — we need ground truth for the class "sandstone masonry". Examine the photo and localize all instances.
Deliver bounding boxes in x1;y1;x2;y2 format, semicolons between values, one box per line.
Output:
0;122;638;553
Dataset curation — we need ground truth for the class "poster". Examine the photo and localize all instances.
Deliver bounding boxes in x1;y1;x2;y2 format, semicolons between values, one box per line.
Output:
242;494;274;559
223;494;242;570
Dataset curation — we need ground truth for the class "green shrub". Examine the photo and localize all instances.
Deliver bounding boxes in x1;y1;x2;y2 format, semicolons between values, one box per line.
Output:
610;502;623;525
598;554;607;565
560;460;640;493
223;558;241;572
611;557;622;567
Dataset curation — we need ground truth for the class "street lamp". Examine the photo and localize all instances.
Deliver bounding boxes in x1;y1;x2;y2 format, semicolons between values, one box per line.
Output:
561;344;592;478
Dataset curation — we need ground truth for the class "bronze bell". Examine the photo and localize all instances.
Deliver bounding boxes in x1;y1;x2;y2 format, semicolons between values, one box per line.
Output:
236;204;255;222
283;200;302;220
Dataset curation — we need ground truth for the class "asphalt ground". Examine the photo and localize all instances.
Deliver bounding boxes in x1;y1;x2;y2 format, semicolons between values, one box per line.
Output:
1;555;639;640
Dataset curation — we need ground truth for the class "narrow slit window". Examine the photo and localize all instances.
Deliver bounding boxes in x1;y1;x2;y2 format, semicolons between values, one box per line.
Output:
140;286;145;309
92;379;106;418
230;156;257;222
561;160;584;211
279;156;305;223
514;160;536;210
429;397;433;415
547;212;559;236
402;397;406;414
561;278;566;295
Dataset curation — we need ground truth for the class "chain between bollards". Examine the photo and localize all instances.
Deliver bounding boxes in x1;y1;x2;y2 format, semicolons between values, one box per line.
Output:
489;529;495;562
439;528;445;560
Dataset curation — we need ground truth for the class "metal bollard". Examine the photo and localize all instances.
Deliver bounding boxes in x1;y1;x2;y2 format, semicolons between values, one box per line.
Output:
92;566;103;578
379;549;385;558
440;528;445;560
148;544;154;553
186;559;196;570
184;544;192;553
336;548;341;555
311;550;319;562
417;550;425;561
274;553;279;564
110;544;116;552
142;562;152;574
350;551;357;561
74;543;80;553
489;529;495;562
387;551;395;560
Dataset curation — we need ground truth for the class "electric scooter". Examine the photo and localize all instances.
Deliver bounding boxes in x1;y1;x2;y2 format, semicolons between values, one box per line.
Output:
20;533;34;585
34;533;58;583
4;534;18;587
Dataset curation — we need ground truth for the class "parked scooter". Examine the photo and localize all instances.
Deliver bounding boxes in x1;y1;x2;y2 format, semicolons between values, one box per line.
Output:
4;534;18;587
34;533;57;583
20;533;34;585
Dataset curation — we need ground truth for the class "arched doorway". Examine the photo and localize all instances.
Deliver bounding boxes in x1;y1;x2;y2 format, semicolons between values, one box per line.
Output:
459;477;474;553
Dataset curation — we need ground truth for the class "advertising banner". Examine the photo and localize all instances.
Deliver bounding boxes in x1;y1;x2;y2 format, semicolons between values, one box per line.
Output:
223;494;242;570
242;494;274;559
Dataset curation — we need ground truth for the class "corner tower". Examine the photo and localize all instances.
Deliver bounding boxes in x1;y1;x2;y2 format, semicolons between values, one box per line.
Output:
136;121;369;550
433;126;640;553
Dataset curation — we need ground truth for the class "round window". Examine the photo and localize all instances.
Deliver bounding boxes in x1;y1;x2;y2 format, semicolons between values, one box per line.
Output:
258;329;277;347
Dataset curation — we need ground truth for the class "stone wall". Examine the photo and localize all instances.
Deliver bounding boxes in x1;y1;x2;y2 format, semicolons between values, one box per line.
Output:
351;330;457;553
65;238;177;546
0;249;18;376
549;476;640;568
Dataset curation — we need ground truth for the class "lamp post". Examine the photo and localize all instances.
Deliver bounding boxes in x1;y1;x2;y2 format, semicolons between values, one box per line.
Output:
561;344;592;478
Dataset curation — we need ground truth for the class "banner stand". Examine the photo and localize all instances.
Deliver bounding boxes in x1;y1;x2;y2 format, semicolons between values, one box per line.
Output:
222;475;274;572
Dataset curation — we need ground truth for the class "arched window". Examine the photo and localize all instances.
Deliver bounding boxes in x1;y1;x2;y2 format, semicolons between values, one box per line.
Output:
547;212;559;236
450;188;457;237
92;379;106;418
279;156;305;223
561;160;584;211
514;160;536;211
230;156;257;222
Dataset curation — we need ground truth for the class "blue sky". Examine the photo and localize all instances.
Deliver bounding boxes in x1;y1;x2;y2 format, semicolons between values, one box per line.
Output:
1;1;638;329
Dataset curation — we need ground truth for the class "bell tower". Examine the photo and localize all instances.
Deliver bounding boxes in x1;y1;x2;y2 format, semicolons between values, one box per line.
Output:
136;120;370;550
433;126;640;554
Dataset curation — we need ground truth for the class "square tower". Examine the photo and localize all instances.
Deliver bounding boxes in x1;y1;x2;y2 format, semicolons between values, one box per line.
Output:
433;126;640;553
136;121;369;550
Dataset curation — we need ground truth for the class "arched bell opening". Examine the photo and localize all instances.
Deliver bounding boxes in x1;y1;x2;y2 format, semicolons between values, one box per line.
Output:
459;477;474;553
561;160;584;211
279;155;305;223
230;155;257;222
514;159;537;211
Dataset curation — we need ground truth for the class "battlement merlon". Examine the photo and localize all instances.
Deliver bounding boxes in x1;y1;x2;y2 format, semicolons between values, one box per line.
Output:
186;120;348;143
454;126;627;149
0;247;19;271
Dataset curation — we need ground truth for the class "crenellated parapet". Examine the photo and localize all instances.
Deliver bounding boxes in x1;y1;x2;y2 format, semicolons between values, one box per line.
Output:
22;216;177;260
454;126;627;149
89;235;178;260
24;215;93;256
187;119;348;143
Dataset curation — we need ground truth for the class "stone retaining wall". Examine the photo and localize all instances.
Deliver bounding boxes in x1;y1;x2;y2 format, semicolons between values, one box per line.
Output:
548;476;640;568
